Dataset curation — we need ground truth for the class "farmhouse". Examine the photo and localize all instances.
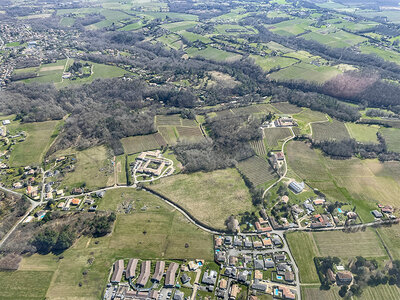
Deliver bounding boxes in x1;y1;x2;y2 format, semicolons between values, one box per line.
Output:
274;116;296;127
125;258;138;279
382;205;394;214
111;260;124;284
255;221;272;233
165;262;179;287
327;269;336;283
151;261;165;282
137;260;151;287
336;271;353;285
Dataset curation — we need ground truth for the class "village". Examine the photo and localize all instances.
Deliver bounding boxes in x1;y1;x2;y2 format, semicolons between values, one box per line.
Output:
103;229;299;300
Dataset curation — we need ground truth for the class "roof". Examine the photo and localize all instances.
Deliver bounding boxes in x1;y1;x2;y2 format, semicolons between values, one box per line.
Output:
230;284;240;298
110;260;124;283
71;198;80;205
285;271;295;282
313;198;325;205
152;261;165;282
137;260;151;287
125;258;138;279
219;278;227;289
337;271;353;280
254;270;263;280
165;262;179;287
372;210;383;218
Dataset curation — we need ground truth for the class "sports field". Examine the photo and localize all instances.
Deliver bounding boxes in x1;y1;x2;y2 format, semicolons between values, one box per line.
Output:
0;188;212;300
237;155;278;187
150;168;253;229
8;120;59;167
286;231;320;283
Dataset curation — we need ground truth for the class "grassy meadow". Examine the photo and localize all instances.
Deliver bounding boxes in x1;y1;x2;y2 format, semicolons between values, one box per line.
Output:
0;188;213;299
149;168;253;229
8;120;60;167
286;141;400;222
60;146;114;190
286;231;320;284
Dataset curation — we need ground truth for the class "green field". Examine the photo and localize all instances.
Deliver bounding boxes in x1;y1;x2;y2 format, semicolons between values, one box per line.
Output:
345;123;379;143
269;62;342;83
302;30;367;48
269;19;314;36
237;155;278;187
286;232;320;283
60;146;114;190
150;168;253;229
0;270;54;299
186;46;241;62
380;128;400;152
161;21;198;32
377;224;400;260
312;229;387;259
360;44;400;65
312;119;350;141
0;188;212;300
8;120;59;167
19;59;128;87
121;133;166;154
286;141;400;222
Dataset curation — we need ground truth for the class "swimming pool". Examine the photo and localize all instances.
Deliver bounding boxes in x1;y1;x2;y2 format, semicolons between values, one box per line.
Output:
276;275;283;280
337;208;343;213
274;288;279;296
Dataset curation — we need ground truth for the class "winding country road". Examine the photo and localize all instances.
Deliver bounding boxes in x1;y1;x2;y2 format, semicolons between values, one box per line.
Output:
262;127;295;198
